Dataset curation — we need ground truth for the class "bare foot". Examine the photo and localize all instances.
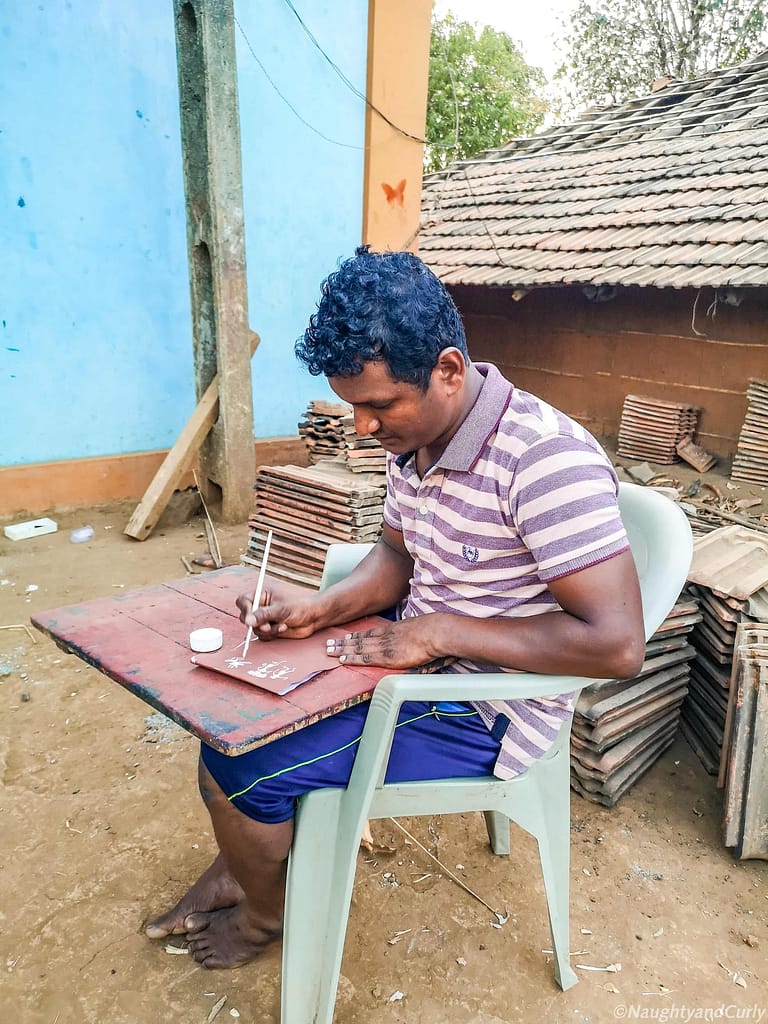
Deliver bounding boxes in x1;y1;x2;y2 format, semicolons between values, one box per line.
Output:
185;902;281;969
145;854;245;939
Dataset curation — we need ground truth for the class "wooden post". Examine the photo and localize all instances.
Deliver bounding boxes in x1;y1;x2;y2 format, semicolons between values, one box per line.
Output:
362;0;432;253
173;0;254;523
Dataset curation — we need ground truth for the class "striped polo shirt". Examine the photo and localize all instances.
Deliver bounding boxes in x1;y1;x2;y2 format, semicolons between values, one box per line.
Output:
384;362;629;779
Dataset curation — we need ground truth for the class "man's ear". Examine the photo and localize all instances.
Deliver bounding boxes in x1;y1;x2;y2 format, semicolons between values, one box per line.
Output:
434;347;467;394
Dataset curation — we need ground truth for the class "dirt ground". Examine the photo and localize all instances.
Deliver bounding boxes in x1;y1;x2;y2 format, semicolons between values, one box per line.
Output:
1;491;767;1024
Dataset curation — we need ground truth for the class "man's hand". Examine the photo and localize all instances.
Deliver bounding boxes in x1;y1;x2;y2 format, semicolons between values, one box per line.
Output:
235;526;413;643
235;581;323;640
325;615;446;670
326;549;645;681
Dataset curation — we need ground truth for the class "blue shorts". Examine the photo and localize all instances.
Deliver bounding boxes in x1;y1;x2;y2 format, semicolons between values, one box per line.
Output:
201;700;501;823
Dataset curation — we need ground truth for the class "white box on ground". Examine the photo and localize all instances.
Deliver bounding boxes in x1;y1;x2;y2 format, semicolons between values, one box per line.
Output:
3;518;59;541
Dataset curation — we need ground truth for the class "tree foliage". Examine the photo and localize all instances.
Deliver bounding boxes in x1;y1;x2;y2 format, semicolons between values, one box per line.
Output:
425;14;547;173
559;0;768;108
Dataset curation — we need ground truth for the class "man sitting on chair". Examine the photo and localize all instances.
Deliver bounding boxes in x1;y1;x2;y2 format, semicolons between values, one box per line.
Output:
145;246;645;968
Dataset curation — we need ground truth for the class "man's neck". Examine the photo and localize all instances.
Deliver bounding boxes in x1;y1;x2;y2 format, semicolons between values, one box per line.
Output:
417;363;484;473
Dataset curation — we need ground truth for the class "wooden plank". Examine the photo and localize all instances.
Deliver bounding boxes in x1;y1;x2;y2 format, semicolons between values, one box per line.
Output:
124;331;259;541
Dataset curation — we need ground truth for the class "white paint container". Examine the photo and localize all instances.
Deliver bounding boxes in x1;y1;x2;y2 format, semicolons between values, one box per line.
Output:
189;627;223;653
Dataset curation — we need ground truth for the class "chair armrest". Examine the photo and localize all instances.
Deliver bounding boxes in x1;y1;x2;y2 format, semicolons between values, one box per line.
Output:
347;671;590;795
373;671;587;706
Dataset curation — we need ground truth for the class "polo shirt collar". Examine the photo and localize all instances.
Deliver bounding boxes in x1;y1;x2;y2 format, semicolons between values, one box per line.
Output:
394;362;513;473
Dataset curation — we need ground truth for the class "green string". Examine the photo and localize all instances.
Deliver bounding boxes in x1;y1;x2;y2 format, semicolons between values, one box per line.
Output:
226;706;478;802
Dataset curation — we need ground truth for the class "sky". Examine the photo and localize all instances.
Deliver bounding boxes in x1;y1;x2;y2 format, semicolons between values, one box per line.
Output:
432;0;579;80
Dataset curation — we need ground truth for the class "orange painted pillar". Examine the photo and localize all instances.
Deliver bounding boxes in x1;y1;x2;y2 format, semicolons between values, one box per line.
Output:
362;0;432;253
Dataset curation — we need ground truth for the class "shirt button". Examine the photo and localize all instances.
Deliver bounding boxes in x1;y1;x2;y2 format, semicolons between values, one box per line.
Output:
419;504;429;515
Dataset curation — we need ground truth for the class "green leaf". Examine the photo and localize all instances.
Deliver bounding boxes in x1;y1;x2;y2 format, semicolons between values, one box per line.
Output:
425;12;548;172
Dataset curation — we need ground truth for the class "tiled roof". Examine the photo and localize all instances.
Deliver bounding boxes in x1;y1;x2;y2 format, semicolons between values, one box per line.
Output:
419;51;768;290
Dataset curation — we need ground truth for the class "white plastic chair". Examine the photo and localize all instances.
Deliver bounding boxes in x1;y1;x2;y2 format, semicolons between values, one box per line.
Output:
280;483;693;1023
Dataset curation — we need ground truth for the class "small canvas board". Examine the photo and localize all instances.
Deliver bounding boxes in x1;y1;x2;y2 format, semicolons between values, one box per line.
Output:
191;616;391;695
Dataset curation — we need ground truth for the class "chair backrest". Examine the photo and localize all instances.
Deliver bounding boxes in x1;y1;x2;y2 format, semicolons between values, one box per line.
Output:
319;542;375;592
320;482;693;643
617;482;693;640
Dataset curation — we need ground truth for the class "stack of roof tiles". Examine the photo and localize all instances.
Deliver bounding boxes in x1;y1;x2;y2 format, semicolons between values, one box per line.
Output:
341;413;386;474
418;53;768;292
243;461;385;588
298;401;350;465
616;395;700;464
731;378;768;486
570;597;700;806
682;525;768;774
681;584;750;774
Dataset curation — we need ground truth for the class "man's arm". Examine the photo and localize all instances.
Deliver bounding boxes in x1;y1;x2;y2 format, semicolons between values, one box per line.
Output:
327;548;646;681
237;523;413;639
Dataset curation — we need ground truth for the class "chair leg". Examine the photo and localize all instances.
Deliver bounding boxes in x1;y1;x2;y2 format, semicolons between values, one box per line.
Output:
483;809;510;855
281;788;344;1024
536;824;578;991
281;787;367;1024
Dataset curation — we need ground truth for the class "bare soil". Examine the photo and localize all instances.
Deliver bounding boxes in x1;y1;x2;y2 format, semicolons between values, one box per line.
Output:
1;496;767;1024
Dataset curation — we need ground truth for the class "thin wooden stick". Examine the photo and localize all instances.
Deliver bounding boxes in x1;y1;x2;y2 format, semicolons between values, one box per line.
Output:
192;470;223;567
0;623;38;644
241;529;273;659
388;817;505;919
689;500;768;534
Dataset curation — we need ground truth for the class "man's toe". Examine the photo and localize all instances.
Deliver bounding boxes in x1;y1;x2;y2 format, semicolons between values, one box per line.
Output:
145;915;181;939
184;911;211;934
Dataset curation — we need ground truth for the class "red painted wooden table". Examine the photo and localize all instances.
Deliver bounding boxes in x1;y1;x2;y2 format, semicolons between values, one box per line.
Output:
31;565;378;755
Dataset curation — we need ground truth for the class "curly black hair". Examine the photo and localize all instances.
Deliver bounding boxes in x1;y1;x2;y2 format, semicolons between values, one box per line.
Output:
295;246;468;391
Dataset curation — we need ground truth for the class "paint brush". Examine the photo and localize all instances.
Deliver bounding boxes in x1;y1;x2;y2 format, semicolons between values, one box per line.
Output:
241;529;273;659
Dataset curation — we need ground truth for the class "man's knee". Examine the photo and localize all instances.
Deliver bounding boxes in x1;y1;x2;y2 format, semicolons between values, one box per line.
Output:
198;755;227;807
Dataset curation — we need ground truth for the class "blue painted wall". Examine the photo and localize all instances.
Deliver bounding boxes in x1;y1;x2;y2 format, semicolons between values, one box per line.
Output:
236;1;368;437
0;1;366;469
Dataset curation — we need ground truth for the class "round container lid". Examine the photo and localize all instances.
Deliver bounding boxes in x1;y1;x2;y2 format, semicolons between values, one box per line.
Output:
189;627;223;653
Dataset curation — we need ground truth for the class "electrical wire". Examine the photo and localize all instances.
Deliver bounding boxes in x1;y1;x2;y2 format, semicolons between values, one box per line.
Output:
238;4;463;154
280;0;429;144
235;4;512;259
234;15;365;149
